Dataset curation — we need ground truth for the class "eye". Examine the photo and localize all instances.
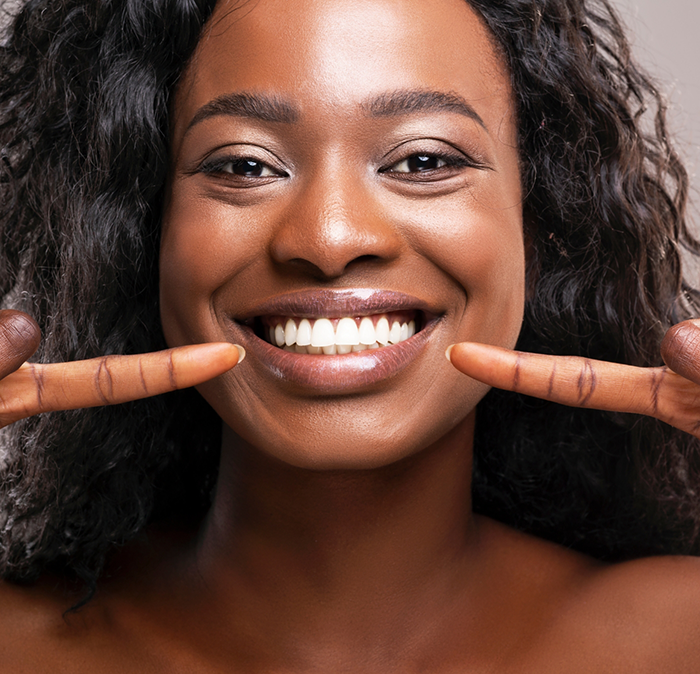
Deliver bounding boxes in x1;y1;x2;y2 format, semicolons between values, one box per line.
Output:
196;152;288;184
380;149;474;182
219;158;278;177
200;156;282;177
388;154;448;173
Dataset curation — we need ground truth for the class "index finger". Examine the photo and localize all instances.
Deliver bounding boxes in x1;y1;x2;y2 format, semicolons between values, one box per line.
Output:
0;342;244;428
447;342;700;437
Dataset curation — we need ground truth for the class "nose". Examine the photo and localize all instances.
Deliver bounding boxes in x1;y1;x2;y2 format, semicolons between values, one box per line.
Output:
268;170;402;279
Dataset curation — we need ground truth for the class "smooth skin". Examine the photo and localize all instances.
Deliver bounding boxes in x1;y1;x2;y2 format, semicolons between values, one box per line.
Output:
0;1;700;672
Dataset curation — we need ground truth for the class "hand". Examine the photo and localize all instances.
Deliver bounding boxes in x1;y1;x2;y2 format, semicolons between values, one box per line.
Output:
0;310;244;429
446;320;700;439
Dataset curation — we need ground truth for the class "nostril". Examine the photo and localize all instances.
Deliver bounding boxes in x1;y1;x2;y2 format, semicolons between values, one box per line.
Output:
347;254;382;267
282;255;386;280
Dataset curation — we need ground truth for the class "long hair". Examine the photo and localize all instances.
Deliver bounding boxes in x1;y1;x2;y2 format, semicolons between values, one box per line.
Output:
0;0;698;602
469;0;700;559
0;0;220;597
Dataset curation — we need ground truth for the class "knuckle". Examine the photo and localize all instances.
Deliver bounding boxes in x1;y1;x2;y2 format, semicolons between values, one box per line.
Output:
576;359;597;406
29;364;46;409
95;357;115;404
647;367;666;416
167;351;177;389
138;357;150;395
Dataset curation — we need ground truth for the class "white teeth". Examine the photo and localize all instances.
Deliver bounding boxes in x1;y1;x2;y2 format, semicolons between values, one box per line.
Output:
389;321;401;345
358;317;376;345
311;318;335;347
284;319;297;346
335;317;360;346
296;318;312;346
376;317;390;345
267;315;418;353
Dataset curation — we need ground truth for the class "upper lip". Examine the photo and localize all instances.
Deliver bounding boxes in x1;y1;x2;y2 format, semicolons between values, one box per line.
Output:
234;289;439;321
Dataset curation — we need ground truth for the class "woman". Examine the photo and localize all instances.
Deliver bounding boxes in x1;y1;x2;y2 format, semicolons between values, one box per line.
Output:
1;0;700;669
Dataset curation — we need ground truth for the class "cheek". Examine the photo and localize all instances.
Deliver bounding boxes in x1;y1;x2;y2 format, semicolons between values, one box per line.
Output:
159;184;250;346
386;186;525;348
453;206;525;345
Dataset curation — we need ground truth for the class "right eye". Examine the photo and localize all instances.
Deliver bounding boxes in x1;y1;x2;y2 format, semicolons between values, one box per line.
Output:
197;154;288;182
217;158;279;177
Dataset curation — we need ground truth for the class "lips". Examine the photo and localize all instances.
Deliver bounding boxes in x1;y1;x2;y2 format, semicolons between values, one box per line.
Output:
232;289;441;393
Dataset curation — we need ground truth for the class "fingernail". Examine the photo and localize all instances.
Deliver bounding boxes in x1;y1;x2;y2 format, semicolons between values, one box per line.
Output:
235;345;246;363
445;344;454;362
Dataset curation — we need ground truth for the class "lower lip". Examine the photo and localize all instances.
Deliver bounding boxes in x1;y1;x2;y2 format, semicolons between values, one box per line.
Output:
237;319;439;394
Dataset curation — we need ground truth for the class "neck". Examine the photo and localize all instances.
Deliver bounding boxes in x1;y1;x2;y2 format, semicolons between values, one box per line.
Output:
188;413;480;664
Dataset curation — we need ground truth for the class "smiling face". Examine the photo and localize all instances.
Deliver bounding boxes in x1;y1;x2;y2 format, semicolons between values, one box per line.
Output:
160;0;525;469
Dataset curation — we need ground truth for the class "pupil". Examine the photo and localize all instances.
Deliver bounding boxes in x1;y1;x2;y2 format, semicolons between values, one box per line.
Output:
409;155;437;171
233;159;264;176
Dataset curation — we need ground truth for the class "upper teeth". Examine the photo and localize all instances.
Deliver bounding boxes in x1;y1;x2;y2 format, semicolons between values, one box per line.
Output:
267;316;416;354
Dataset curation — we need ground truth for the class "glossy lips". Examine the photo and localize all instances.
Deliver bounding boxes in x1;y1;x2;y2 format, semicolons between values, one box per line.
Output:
235;290;439;393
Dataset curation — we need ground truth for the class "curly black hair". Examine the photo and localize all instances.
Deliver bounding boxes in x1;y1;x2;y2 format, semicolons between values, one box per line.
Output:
0;0;698;603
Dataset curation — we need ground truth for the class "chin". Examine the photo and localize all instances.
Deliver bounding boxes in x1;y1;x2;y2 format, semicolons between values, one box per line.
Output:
220;398;479;473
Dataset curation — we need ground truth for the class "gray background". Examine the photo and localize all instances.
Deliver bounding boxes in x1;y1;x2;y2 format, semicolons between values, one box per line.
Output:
610;0;700;217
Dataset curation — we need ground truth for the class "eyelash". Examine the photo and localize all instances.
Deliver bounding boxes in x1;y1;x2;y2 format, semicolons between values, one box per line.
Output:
379;151;474;181
196;150;476;184
198;156;287;181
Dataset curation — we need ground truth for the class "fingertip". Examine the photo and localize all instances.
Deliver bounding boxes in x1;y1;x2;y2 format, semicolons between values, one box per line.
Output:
661;321;700;383
235;344;246;364
181;342;239;368
0;311;41;379
445;344;454;362
0;310;41;354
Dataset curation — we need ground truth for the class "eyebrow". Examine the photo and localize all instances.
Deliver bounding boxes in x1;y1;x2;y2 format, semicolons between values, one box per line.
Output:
186;92;299;133
185;88;487;134
363;89;487;130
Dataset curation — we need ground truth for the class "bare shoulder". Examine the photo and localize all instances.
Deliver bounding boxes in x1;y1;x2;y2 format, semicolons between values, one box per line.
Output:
475;517;700;672
0;535;173;671
0;576;85;666
545;552;700;671
584;554;700;634
0;527;199;672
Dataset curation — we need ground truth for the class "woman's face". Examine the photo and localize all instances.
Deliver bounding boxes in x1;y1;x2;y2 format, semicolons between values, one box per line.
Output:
161;0;524;469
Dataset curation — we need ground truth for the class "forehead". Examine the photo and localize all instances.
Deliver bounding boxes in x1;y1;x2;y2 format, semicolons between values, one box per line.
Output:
172;0;514;142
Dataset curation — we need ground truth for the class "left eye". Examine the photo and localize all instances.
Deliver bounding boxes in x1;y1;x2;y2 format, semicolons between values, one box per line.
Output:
387;154;448;173
219;158;278;177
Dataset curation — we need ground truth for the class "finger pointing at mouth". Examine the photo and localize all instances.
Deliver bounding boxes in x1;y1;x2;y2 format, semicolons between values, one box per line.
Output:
0;342;244;428
447;341;700;439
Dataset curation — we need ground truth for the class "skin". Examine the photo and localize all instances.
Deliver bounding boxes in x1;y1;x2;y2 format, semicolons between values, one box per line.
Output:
160;0;525;472
0;0;700;671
